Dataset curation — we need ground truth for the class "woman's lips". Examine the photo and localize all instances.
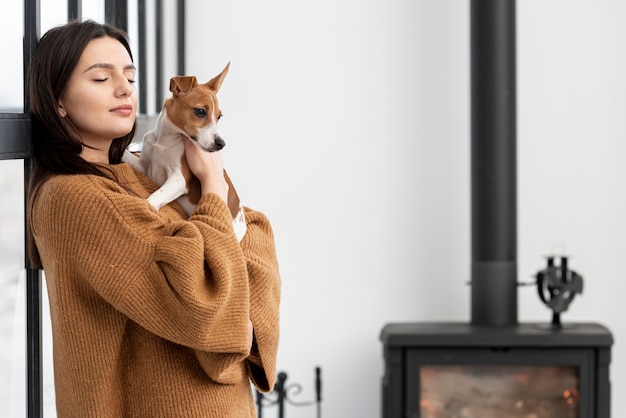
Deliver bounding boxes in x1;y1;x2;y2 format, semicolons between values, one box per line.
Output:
110;104;133;116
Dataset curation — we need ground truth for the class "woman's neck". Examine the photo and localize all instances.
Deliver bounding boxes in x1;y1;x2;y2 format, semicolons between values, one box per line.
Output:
80;146;110;164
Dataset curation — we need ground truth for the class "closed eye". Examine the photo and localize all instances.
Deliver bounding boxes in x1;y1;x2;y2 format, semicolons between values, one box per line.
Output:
94;78;135;84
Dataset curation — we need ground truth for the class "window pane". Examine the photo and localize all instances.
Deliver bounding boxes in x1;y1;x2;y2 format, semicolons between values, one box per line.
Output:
0;159;25;416
41;0;68;35
0;3;24;112
0;161;55;417
82;0;105;24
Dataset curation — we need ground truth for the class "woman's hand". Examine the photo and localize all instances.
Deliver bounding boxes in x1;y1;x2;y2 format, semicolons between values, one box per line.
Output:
183;137;229;203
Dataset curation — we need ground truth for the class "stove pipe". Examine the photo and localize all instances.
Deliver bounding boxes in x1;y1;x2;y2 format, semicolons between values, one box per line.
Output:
470;0;517;326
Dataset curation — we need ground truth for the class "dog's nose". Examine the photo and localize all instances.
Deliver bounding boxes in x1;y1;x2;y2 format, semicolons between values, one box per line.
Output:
214;137;226;150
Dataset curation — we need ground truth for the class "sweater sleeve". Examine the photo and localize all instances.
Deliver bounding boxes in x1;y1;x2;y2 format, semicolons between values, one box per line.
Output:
192;205;281;389
240;207;281;392
34;175;252;361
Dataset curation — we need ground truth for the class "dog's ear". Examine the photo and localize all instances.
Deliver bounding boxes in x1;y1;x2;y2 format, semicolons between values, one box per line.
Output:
170;76;198;96
206;62;230;92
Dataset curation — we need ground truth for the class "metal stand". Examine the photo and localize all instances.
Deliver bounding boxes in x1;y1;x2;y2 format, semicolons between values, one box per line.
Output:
256;367;322;418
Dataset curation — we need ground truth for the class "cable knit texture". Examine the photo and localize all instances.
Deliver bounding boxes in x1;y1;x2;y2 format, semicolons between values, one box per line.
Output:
31;163;281;417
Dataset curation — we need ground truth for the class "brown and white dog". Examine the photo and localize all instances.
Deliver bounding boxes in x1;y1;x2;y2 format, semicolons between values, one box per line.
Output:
123;62;246;241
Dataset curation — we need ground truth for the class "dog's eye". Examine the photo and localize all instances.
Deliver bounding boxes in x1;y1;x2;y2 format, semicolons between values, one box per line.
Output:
194;108;207;118
218;113;223;120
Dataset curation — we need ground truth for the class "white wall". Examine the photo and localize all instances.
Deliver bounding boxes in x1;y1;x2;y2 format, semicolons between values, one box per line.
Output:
185;0;626;417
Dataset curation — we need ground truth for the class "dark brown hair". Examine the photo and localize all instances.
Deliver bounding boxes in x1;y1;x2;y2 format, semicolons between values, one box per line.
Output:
27;20;137;267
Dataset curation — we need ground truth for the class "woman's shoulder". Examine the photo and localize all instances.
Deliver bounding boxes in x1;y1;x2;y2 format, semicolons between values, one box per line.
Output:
36;169;138;215
31;174;116;235
34;175;109;221
33;169;166;231
41;164;149;195
42;173;98;195
41;172;116;197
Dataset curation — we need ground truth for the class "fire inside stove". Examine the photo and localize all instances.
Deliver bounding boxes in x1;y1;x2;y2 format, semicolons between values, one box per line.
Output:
419;365;579;418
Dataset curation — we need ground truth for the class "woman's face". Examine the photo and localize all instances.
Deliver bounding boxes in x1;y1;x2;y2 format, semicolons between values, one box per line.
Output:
58;36;138;152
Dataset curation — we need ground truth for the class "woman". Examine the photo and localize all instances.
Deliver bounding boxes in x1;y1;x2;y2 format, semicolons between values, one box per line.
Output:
27;20;280;417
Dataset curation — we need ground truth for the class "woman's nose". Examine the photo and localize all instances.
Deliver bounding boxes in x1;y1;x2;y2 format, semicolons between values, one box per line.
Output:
116;77;134;97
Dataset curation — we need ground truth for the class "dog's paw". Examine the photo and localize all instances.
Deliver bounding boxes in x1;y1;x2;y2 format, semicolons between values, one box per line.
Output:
146;195;167;211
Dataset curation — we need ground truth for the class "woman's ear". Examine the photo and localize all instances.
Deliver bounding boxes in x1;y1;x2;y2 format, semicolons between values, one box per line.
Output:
57;103;67;118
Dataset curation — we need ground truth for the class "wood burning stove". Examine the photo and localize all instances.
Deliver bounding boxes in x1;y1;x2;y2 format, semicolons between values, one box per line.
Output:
380;1;613;417
381;323;612;418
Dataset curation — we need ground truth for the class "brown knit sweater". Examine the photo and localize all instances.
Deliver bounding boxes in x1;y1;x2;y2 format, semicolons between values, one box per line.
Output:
31;163;280;417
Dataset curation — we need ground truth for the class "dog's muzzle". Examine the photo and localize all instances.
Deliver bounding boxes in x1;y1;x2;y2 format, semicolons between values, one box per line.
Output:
192;136;226;152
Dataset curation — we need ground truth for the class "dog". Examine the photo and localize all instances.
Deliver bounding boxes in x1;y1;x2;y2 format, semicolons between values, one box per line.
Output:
123;62;246;241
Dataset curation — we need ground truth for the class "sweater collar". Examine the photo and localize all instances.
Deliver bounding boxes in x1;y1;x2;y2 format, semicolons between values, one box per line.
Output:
107;163;142;185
